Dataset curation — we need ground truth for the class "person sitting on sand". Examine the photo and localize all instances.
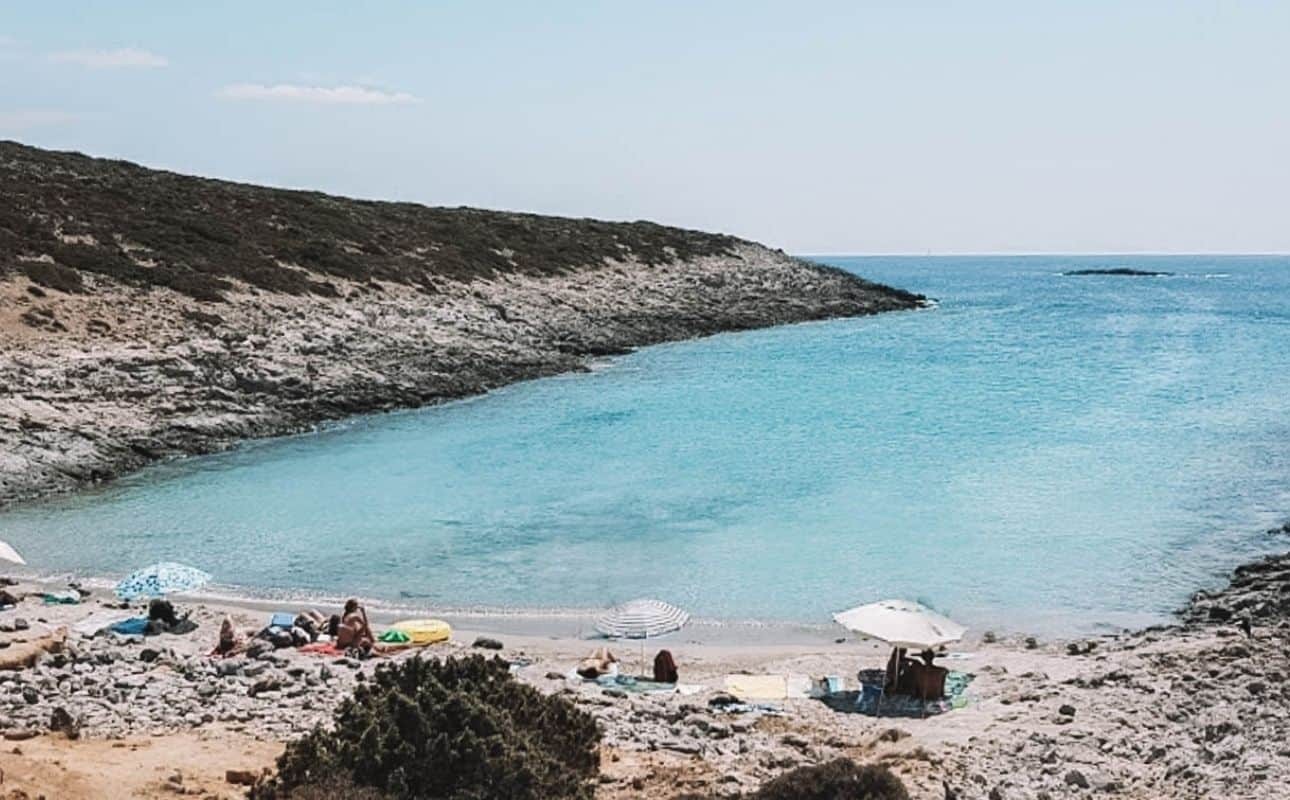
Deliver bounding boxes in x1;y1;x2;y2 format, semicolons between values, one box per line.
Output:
148;598;197;635
211;615;246;657
335;598;375;652
653;649;678;683
576;647;618;680
885;647;923;693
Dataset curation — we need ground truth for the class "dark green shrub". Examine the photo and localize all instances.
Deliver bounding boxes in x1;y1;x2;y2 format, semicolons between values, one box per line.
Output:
0;141;743;302
749;759;910;800
20;260;84;293
261;774;391;800
251;655;600;800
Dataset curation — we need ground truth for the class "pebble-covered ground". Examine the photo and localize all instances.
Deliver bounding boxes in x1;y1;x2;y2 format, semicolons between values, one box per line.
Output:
0;546;1287;798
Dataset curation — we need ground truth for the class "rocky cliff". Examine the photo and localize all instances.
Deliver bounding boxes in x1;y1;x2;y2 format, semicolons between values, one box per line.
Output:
0;141;924;506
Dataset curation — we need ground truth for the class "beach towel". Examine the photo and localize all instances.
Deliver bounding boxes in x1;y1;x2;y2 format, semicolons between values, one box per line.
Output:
299;642;344;657
608;676;678;694
72;612;133;637
786;674;813;699
42;591;81;605
845;668;975;717
725;675;789;700
108;617;149;636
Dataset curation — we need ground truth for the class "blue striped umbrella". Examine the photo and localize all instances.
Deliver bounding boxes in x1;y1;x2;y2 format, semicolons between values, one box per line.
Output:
115;562;212;600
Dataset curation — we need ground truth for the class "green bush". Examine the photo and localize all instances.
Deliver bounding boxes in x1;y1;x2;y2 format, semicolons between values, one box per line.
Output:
0;141;743;301
20;260;84;293
748;759;910;800
251;655;601;800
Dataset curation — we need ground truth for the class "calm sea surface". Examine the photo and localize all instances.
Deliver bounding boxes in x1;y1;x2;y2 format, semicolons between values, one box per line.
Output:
4;256;1289;634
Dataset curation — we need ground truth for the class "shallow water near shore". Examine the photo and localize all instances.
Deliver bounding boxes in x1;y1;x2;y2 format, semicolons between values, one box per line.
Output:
5;255;1289;636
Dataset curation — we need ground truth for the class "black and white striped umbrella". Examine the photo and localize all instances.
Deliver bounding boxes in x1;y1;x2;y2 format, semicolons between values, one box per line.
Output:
595;598;690;640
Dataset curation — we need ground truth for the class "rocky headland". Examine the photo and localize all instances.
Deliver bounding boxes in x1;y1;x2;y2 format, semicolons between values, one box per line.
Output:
0;140;924;507
1062;268;1172;277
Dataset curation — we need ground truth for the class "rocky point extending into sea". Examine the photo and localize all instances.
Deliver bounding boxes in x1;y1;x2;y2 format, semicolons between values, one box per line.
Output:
0;140;925;509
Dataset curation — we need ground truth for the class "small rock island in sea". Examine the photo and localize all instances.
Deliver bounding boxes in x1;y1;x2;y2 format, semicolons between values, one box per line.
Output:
0;141;927;506
1062;267;1173;276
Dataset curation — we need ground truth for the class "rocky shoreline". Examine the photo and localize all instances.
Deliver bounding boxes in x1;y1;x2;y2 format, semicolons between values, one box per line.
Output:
0;142;925;509
1;546;1286;798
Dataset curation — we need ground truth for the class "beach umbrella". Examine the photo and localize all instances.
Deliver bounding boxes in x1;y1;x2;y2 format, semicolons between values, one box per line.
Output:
595;598;690;640
115;562;211;601
0;540;26;566
832;599;966;650
595;597;690;677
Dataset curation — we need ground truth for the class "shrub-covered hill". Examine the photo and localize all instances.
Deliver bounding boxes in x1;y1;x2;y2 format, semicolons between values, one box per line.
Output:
0;141;924;506
0;140;753;302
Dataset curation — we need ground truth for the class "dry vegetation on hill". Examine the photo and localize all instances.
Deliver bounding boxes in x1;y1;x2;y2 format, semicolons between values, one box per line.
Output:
0;142;924;506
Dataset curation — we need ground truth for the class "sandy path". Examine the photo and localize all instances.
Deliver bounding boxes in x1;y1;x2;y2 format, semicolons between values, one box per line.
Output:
0;730;280;799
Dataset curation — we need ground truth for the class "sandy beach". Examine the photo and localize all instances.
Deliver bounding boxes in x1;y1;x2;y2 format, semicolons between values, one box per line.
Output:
2;546;1287;799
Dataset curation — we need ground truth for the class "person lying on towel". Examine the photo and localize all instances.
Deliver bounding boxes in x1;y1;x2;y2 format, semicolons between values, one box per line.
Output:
576;647;618;679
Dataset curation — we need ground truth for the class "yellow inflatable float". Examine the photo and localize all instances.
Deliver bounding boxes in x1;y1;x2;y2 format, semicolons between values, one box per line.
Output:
388;618;452;645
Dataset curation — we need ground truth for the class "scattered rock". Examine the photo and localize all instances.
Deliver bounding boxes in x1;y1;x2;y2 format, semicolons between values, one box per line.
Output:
49;706;79;739
225;769;260;786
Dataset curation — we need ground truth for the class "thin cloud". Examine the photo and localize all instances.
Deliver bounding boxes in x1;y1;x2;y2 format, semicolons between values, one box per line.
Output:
216;83;421;106
49;48;167;69
0;110;83;131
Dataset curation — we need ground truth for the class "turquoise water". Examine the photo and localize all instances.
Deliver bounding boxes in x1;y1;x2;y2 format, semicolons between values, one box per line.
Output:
4;256;1289;634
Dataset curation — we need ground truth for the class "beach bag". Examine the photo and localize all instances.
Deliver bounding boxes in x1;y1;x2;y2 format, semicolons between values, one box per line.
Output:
267;627;294;649
269;612;295;629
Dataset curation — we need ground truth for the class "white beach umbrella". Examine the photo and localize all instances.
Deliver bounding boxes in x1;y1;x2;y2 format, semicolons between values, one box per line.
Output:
595;598;690;640
832;599;966;650
0;540;26;566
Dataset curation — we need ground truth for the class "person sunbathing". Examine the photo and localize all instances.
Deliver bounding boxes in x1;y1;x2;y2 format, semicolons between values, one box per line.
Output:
293;609;327;641
335;598;375;652
576;647;618;679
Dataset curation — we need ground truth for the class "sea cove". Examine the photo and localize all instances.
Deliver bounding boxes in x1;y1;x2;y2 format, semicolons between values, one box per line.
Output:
5;255;1288;635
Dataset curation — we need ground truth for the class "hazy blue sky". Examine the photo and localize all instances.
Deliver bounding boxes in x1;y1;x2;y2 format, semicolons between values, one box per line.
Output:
2;2;1287;253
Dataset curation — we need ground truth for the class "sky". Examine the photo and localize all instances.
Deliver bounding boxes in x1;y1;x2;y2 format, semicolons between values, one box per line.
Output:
2;1;1288;254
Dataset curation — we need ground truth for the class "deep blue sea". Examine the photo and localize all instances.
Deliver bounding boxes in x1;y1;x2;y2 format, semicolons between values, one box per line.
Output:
4;256;1289;635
